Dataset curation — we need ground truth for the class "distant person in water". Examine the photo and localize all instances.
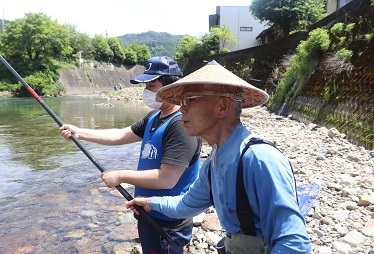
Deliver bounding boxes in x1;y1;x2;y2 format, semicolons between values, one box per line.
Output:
60;56;202;254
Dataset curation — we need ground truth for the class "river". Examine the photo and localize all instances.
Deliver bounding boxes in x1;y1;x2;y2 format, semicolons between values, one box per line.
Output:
0;95;152;253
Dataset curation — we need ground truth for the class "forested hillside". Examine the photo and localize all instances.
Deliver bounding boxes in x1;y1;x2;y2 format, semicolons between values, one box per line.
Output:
118;31;185;57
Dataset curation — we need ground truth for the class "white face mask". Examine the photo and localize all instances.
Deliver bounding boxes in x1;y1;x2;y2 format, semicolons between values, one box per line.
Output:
142;89;163;109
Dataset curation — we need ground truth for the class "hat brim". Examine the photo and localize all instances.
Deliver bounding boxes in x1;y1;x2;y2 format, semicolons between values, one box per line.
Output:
130;74;161;84
156;61;269;108
156;82;268;108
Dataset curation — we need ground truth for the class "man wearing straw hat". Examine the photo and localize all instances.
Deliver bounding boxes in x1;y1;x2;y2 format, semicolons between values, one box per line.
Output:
126;60;312;253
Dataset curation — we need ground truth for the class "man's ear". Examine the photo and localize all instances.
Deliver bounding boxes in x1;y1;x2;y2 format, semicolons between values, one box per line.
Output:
217;97;233;118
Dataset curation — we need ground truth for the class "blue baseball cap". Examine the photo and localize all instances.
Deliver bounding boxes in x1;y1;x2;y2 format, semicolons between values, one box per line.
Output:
130;56;183;84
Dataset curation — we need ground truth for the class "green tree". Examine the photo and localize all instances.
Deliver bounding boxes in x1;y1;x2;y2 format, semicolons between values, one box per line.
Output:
123;48;138;65
200;32;220;55
175;26;236;59
107;37;126;64
0;12;72;96
91;34;113;62
250;0;326;36
1;13;72;62
65;24;93;61
175;36;200;59
294;0;326;30
208;25;237;54
126;43;151;65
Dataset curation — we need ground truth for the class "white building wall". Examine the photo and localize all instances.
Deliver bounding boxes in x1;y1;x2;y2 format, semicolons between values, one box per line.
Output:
217;6;269;51
326;0;338;15
326;0;353;15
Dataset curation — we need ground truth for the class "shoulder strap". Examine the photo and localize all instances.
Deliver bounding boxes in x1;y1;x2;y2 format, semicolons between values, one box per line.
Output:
208;165;214;207
237;137;299;235
209;137;297;236
208;137;276;225
207;138;275;208
236;137;276;235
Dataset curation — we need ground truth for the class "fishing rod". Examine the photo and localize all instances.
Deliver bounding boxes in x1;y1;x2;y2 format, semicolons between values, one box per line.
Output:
0;55;173;244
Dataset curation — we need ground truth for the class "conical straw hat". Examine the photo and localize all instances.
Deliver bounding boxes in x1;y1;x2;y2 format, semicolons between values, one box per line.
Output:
156;60;269;108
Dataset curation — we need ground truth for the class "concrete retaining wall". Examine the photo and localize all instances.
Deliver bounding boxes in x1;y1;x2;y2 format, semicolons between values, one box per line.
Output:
59;66;145;95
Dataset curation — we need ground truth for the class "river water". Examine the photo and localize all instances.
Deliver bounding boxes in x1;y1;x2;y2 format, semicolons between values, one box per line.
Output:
0;96;152;253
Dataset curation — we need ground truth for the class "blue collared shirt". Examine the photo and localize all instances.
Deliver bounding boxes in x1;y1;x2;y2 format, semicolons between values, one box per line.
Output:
151;123;311;253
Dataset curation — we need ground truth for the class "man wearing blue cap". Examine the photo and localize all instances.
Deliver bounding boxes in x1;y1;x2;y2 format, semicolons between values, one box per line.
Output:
60;56;201;254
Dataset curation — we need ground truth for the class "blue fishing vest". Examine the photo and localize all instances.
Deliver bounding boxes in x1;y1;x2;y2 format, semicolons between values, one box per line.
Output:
135;110;199;221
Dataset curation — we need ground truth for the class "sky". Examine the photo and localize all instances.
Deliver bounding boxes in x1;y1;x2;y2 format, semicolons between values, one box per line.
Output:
1;0;252;37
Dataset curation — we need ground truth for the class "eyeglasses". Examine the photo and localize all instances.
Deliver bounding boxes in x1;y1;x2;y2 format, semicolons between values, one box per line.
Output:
180;92;244;106
180;95;204;106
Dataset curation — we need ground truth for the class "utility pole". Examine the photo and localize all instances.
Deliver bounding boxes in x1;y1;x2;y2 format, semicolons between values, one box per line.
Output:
2;7;4;34
79;50;83;69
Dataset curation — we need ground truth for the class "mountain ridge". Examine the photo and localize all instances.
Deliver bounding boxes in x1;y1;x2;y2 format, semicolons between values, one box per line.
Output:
118;31;185;57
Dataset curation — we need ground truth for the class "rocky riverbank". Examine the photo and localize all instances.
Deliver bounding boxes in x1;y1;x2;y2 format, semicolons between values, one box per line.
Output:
104;87;144;102
0;91;12;97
